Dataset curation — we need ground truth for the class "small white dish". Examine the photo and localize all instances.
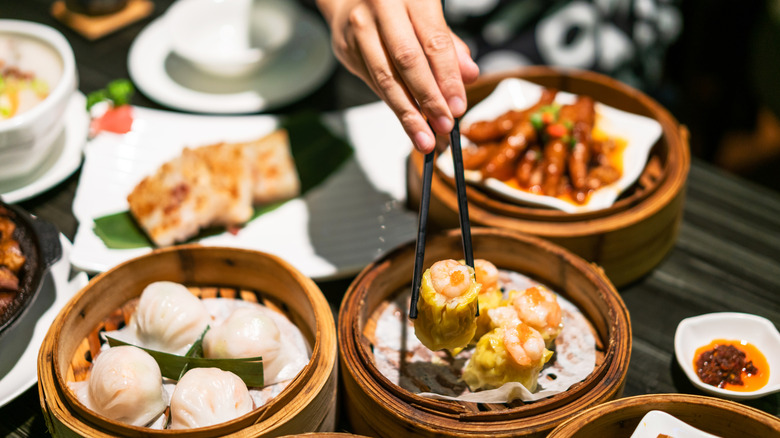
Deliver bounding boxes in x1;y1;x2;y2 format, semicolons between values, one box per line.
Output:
437;78;663;213
128;7;335;114
674;312;780;400
0;19;77;180
0;235;88;408
630;410;721;438
70;101;417;279
165;0;296;77
0;91;88;203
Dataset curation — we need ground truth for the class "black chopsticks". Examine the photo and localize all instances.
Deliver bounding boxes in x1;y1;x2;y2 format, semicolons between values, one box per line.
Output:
409;118;477;319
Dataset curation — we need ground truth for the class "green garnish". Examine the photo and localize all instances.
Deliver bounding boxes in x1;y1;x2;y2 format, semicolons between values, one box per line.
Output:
106;335;264;387
530;112;543;130
87;78;134;110
106;79;134;106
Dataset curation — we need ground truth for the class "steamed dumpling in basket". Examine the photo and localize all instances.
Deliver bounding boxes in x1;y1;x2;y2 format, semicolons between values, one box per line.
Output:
413;259;480;352
462;317;553;392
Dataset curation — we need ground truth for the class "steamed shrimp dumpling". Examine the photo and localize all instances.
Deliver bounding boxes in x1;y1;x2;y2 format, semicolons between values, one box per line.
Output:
169;367;254;429
87;346;167;427
133;281;211;354
414;259;480;352
509;285;563;347
462;321;553;392
472;259;504;340
203;307;290;383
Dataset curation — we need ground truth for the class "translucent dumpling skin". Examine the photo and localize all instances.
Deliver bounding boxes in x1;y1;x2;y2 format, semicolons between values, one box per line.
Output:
413;260;480;352
462;323;553;392
133;281;211;354
87;346;167;427
169;367;254;429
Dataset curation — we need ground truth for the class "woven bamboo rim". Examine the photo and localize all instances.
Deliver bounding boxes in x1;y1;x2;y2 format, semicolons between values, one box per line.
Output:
37;245;337;437
409;66;690;286
339;228;631;437
548;393;780;437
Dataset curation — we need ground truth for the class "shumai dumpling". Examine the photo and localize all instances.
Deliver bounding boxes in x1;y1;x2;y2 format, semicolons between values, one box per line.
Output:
462;320;553;392
471;259;504;341
508;285;563;347
87;346;167;427
414;259;480;352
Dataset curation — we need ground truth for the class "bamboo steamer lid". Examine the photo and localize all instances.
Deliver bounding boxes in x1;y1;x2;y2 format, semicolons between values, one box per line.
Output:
548;393;780;437
37;245;338;437
339;228;632;437
408;66;690;287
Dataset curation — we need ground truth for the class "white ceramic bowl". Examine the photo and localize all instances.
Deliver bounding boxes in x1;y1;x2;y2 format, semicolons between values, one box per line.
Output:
630;410;721;438
674;312;780;400
166;0;296;78
0;20;77;181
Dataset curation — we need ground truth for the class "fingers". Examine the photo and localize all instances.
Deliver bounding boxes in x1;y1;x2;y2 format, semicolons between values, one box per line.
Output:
408;1;469;118
349;3;437;152
452;33;480;85
324;0;481;153
371;0;456;135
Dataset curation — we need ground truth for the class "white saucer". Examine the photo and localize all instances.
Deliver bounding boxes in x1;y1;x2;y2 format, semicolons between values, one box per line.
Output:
0;235;88;408
0;92;88;203
128;9;336;114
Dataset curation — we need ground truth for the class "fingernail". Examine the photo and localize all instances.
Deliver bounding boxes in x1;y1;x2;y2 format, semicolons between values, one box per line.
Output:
435;116;453;133
448;96;466;117
413;131;434;152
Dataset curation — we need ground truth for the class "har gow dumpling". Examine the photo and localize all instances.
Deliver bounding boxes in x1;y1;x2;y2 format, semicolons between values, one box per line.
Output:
87;346;167;427
169;367;254;429
132;281;211;354
203;307;288;383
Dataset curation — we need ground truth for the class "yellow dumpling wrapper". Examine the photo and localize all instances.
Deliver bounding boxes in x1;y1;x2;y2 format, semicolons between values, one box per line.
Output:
462;325;553;392
413;265;479;352
473;288;504;342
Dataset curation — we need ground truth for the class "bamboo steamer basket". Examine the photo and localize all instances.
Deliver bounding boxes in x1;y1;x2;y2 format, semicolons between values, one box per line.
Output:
548;393;780;437
339;228;632;437
408;66;690;287
37;245;338;438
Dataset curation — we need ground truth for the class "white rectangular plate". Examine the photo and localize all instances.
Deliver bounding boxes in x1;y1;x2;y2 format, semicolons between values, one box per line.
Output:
71;102;417;280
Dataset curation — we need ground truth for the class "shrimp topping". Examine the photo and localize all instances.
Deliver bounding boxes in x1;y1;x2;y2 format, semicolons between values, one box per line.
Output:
503;322;546;367
474;259;499;292
430;259;474;299
511;286;562;339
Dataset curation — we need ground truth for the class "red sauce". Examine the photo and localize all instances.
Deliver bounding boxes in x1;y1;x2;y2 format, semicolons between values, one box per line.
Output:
693;339;769;392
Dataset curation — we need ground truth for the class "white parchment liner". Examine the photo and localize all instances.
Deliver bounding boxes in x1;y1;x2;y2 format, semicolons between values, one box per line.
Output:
371;271;596;403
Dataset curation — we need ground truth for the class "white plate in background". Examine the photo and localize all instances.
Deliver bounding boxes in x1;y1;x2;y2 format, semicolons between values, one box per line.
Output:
0;92;88;203
0;235;88;408
437;78;663;213
127;8;336;114
70;101;418;279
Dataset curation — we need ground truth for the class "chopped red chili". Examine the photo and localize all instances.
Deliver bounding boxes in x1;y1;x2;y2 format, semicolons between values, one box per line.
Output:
695;344;758;388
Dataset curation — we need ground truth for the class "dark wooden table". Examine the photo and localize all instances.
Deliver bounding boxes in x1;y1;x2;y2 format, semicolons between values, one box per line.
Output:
2;1;779;436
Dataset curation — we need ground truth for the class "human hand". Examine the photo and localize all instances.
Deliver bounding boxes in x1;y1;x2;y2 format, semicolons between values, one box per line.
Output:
317;0;480;153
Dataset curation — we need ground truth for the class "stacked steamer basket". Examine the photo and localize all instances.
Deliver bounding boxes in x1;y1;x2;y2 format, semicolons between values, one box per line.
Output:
408;67;690;287
339;228;632;438
548;394;780;437
37;245;337;437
